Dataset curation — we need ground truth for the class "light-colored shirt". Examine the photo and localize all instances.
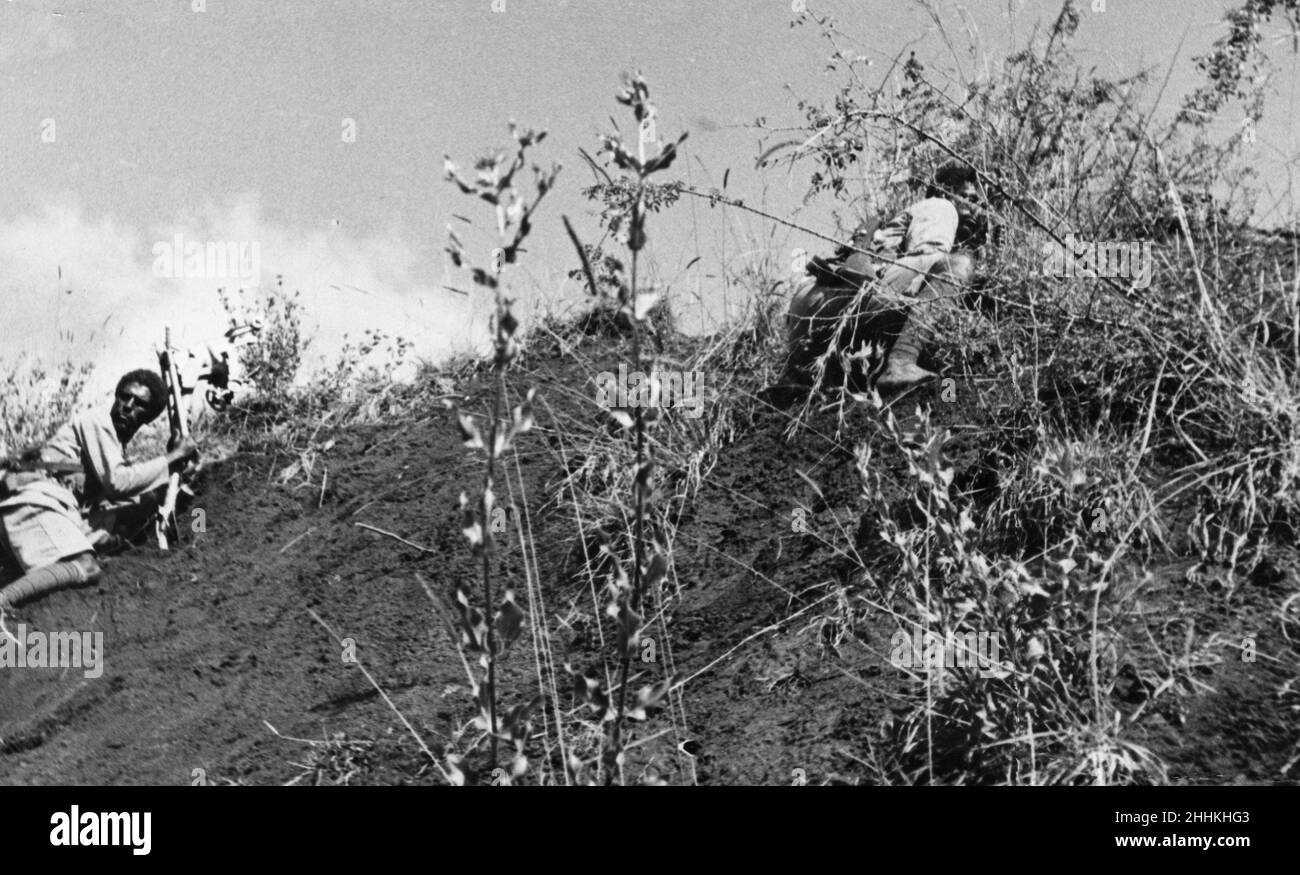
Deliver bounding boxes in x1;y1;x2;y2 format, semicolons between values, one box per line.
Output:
40;408;170;507
872;197;960;257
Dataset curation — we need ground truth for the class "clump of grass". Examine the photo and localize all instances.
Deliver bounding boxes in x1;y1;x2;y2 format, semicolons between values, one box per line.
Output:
856;397;1188;784
558;240;676;345
284;731;375;786
0;355;93;457
985;424;1166;560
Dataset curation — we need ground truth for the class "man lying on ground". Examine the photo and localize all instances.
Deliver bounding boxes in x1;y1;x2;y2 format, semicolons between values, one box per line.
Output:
782;161;987;394
0;369;198;612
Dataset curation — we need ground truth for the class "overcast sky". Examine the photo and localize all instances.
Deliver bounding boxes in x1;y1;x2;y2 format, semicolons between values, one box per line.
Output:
1;0;1295;395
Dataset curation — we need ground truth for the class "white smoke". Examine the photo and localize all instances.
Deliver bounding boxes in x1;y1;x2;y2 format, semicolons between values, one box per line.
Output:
0;195;489;401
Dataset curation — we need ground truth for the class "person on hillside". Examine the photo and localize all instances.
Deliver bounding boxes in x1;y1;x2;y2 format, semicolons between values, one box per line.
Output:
780;161;987;395
0;370;199;612
778;221;882;394
869;161;985;389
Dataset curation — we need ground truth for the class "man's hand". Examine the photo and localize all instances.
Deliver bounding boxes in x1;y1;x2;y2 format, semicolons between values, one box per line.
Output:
166;436;199;467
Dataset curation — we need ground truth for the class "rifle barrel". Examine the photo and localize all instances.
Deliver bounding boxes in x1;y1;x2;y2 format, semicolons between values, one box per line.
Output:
1;458;83;475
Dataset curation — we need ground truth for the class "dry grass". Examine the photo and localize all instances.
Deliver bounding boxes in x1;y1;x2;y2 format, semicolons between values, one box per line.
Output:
7;0;1298;786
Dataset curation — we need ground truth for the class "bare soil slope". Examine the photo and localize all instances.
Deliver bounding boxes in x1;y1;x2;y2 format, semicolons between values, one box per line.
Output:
2;341;1295;785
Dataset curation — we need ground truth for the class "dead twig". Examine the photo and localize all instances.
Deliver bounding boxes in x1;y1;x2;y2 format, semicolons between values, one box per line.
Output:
278;526;318;555
305;608;452;782
354;521;437;554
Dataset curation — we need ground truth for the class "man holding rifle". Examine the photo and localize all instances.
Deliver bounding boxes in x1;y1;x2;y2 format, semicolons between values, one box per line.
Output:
0;369;198;612
778;161;988;396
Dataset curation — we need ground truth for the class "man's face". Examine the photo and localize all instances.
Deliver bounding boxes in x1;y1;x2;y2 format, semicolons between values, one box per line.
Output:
111;382;156;436
952;181;983;222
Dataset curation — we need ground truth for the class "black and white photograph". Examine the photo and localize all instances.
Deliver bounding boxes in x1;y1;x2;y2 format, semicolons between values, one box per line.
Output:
0;0;1296;848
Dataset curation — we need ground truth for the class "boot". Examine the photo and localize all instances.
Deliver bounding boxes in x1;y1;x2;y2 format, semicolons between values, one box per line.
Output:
876;312;937;391
0;555;100;611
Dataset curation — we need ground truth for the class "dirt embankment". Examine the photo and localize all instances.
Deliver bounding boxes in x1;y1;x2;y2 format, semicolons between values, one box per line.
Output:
1;351;1295;785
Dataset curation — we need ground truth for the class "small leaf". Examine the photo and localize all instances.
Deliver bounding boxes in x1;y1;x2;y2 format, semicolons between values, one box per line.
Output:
494;591;526;651
639;681;671;706
634;459;654;487
505;194;526;227
455;586;487;651
496;335;519;366
511;389;536;434
643;551;669;589
958;507;976;534
642;132;689;174
500;309;519;338
445;227;465;267
444;156;476;194
510;753;529;779
634;291;661;320
457;410;484;449
459;492;483;550
473;683;494;729
568;666;610;717
446;755;466;787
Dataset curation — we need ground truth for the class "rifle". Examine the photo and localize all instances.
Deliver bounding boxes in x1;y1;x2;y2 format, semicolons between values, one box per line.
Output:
0;456;84;476
155;326;192;550
0;456;83;500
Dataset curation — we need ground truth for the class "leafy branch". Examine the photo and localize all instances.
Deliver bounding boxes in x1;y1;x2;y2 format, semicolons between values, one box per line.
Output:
442;124;559;782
